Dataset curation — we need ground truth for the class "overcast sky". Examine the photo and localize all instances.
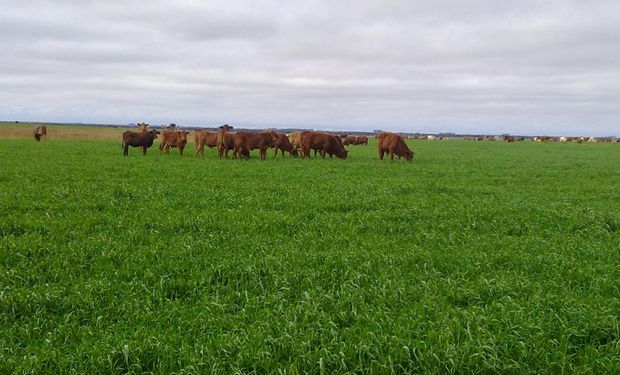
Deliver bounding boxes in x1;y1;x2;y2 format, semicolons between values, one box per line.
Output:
2;0;619;135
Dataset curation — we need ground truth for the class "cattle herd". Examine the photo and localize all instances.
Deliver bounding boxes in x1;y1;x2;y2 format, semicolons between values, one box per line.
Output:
32;123;618;161
119;123;415;161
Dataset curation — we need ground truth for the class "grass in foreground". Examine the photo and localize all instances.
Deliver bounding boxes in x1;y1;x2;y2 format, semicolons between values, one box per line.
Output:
0;139;619;373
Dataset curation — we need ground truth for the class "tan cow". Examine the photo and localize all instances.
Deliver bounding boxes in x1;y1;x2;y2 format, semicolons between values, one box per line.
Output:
137;122;150;132
159;130;189;155
33;125;47;141
289;131;302;153
216;126;235;159
194;130;219;156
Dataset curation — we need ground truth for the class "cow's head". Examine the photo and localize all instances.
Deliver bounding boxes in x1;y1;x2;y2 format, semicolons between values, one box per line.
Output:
220;124;233;131
336;148;348;159
404;150;414;162
290;148;299;157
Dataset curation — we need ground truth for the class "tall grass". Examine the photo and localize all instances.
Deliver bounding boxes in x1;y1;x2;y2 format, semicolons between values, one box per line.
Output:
0;139;618;373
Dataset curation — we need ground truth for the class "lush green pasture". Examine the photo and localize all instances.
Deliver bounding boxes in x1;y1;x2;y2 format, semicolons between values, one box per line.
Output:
1;139;618;374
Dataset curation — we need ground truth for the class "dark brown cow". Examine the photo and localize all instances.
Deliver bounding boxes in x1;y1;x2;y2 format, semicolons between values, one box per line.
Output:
33;125;47;142
377;132;414;161
505;136;515;143
194;130;219;156
233;131;278;160
159;130;189;155
356;136;368;145
122;129;160;156
217;128;235;159
273;133;298;158
300;131;348;159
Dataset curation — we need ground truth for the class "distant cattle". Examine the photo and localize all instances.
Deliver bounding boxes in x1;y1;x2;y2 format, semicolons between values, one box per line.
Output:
300;131;348;159
505;136;514;143
273;133;298;158
216;127;235;159
356;136;369;145
166;123;179;131
377;132;414;162
194;130;219;156
122;129;160;156
427;135;436;141
159;130;189;155
33;125;47;142
233;131;278;160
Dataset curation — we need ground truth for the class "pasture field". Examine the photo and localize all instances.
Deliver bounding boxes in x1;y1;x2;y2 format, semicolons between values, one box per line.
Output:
0;135;619;374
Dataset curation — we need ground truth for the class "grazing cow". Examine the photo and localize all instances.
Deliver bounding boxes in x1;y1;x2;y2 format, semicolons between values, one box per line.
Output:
233;131;278;160
505;136;514;143
194;130;219;156
159;130;189;155
273;133;298;158
33;125;47;141
343;135;357;145
377;132;414;162
356;136;369;145
216;127;235;159
559;136;568;142
122;129;160;156
300;131;348;159
290;132;302;153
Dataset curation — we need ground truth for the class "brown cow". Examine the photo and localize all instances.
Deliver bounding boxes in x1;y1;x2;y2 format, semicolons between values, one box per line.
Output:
300;131;348;159
33;125;47;141
273;133;298;158
159;130;189;155
233;131;278;160
343;135;357;146
505;136;515;143
122;129;160;156
194;130;219;156
377;132;414;161
217;128;235;159
356;136;368;145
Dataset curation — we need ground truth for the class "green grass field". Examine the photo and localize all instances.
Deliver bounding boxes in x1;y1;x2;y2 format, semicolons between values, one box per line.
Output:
1;138;618;373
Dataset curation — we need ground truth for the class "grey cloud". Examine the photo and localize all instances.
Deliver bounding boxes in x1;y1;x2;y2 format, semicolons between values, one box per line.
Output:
1;0;619;135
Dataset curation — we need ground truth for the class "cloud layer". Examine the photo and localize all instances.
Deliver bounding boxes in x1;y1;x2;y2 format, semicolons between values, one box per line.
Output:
2;0;619;135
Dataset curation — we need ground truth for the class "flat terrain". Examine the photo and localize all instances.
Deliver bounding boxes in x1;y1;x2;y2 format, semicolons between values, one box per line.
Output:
1;132;619;373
